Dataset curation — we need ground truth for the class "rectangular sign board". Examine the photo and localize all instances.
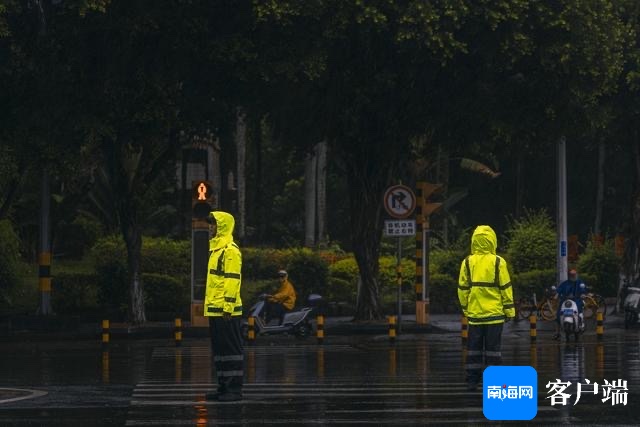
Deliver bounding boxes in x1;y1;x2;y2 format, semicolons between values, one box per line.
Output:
384;219;416;236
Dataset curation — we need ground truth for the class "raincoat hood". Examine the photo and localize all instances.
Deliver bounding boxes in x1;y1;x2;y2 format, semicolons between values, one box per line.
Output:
470;225;497;255
209;211;235;250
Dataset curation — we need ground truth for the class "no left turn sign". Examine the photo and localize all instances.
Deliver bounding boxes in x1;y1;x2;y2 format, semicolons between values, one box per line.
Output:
383;185;416;219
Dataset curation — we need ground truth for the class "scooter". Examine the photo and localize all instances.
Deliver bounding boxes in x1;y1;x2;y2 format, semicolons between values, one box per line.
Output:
623;285;640;329
242;293;323;339
561;298;584;341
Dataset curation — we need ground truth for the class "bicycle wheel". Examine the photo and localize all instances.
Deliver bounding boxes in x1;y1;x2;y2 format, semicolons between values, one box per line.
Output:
540;300;557;321
517;298;535;320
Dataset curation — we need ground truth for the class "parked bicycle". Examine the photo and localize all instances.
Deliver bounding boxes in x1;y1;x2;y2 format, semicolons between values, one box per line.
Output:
582;292;606;320
516;286;558;321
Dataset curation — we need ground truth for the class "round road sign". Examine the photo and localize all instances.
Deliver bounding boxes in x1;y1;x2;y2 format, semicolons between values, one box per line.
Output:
383;185;416;219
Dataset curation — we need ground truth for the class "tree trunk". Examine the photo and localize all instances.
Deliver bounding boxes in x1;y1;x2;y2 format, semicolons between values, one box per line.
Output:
316;141;328;248
304;146;317;247
235;107;247;240
346;152;390;321
594;140;605;236
122;215;145;325
436;144;449;245
515;143;525;219
0;175;24;220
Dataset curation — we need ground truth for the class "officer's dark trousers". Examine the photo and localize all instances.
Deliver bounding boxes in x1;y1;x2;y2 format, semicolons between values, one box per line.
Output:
466;323;503;385
209;317;244;395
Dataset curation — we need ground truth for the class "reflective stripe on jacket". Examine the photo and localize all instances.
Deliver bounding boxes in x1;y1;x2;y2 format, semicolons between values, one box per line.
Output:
204;211;243;317
458;225;514;325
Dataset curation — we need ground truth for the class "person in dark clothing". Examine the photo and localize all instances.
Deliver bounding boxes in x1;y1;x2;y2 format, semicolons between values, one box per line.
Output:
552;269;587;340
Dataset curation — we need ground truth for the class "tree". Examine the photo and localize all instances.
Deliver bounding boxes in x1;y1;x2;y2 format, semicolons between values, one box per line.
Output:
254;1;472;319
67;0;239;323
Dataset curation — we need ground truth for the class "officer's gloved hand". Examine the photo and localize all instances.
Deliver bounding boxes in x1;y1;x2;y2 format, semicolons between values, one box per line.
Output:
223;312;231;321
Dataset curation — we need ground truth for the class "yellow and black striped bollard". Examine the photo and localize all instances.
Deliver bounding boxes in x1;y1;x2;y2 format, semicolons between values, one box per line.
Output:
316;315;324;345
461;315;468;346
596;311;604;341
174;318;182;347
529;313;537;343
248;316;256;344
102;319;110;350
388;315;397;344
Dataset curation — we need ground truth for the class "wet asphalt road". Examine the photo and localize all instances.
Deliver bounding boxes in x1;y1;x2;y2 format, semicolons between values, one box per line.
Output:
1;315;640;426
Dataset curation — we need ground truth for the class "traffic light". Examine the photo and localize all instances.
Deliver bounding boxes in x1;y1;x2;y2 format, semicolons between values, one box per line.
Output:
192;180;215;220
417;181;443;220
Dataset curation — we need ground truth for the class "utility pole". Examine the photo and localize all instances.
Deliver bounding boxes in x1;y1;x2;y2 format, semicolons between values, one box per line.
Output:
557;137;568;284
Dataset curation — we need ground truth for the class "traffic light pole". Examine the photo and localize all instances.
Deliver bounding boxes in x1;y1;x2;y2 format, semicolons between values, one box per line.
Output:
415;182;442;325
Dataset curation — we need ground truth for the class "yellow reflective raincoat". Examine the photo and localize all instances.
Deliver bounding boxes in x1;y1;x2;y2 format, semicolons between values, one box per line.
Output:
458;225;514;325
204;211;242;317
268;278;297;310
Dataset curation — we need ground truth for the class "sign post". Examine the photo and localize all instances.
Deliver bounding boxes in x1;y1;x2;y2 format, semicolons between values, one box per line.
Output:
384;185;416;333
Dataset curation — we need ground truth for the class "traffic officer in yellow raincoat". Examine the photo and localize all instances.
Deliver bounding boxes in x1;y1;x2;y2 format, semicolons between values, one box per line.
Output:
458;225;515;391
204;211;243;402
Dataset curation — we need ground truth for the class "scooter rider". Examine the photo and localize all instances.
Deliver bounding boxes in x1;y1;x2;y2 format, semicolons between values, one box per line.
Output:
553;269;587;340
265;270;297;325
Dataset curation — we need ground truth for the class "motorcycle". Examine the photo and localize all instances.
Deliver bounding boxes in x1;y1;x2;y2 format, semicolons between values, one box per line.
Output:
561;298;584;341
242;293;323;339
623;285;640;329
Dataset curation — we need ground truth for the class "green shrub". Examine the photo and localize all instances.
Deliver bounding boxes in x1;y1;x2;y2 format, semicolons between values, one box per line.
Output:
143;273;189;318
0;219;23;309
286;248;329;297
5;265;38;315
51;272;98;315
511;269;557;300
429;273;458;313
327;255;416;306
54;216;104;259
327;257;359;303
430;249;465;277
326;276;355;302
577;240;620;297
505;210;555;272
90;235;191;320
141;238;190;276
378;256;415;292
242;248;288;280
91;236;128;319
241;247;330;301
240;279;274;307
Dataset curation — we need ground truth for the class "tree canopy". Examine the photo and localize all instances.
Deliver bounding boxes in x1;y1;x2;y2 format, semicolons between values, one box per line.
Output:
1;0;639;321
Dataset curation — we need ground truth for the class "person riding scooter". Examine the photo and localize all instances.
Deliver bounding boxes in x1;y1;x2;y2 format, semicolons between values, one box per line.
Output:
264;270;297;325
553;269;588;340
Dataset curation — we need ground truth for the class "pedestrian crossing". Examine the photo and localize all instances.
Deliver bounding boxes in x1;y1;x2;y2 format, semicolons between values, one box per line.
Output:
124;343;572;425
126;381;564;425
